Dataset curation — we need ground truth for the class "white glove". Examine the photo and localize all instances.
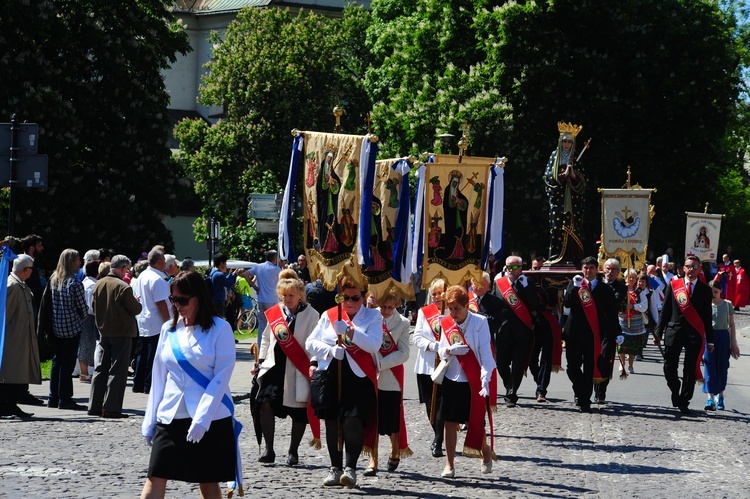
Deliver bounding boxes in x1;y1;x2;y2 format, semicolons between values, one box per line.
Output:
333;320;349;336
331;345;346;360
479;380;490;397
145;435;154;447
572;275;584;287
616;335;625;346
448;343;469;356
186;422;207;444
517;274;528;287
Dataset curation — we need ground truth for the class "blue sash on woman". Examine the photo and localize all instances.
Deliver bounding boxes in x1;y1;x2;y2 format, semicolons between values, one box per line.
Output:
168;328;243;494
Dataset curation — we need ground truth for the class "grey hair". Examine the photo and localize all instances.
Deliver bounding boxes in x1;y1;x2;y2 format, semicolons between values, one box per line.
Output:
110;254;131;270
604;258;621;270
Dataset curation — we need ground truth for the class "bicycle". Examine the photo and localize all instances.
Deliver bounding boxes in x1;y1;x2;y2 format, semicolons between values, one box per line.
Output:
237;306;258;333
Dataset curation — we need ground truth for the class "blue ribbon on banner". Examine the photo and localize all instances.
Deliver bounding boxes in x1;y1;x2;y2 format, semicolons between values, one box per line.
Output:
481;165;498;270
279;134;305;263
391;159;411;282
0;245;18;374
167;328;243;491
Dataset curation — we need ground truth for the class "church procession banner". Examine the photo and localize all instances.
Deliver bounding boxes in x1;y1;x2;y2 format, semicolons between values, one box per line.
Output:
418;156;500;288
358;157;414;300
600;188;652;269
684;211;722;263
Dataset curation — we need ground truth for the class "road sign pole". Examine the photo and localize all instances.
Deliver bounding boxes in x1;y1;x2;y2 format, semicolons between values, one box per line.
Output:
7;114;19;236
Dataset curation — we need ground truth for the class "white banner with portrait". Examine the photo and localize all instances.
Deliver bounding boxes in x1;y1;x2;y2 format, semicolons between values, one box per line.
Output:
684;212;722;262
601;189;652;259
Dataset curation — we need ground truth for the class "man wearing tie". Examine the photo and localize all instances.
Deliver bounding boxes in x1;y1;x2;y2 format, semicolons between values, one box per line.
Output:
563;256;619;413
654;255;714;414
594;258;627;404
495;256;540;407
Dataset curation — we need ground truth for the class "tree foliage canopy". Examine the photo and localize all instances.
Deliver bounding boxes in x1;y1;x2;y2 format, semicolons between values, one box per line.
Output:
367;0;750;259
175;6;373;261
0;1;190;262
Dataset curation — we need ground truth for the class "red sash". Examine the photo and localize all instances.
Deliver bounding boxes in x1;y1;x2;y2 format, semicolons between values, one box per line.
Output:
541;310;563;372
670;280;706;382
440;314;495;460
468;291;479;312
495;276;534;331
420;304;442;341
380;319;412;457
264;305;321;446
578;281;605;383
325;307;379;452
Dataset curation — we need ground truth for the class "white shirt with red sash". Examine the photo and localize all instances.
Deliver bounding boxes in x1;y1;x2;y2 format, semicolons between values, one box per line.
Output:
378;313;411;391
413;307;442;376
305;305;382;376
437;311;496;384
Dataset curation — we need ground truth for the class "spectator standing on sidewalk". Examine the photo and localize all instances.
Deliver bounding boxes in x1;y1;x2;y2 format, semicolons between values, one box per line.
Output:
133;248;170;394
247;250;281;349
88;255;142;418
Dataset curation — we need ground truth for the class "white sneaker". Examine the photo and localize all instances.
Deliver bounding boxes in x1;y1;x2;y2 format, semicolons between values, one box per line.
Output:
323;466;343;486
481;459;493;474
340;467;357;488
628;366;635;374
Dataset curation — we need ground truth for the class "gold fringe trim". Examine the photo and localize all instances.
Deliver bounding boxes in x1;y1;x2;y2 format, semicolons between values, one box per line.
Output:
551;365;562;373
491;450;499;462
399;446;414;459
309;437;322;450
490;404;498;414
462;445;483;459
362;445;374;457
593;377;606;385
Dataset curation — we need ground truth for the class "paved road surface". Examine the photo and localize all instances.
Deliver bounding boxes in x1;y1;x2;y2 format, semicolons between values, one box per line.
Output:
2;312;750;498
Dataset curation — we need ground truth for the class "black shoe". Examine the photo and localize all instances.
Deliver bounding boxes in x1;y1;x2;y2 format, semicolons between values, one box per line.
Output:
431;442;444;458
101;411;129;419
678;405;693;415
17;393;45;406
579;403;592;413
258;450;275;463
58;401;87;411
87;409;102;416
47;400;59;408
574;397;580;407
132;388;144;394
286;452;298;466
594;398;607;405
10;405;33;418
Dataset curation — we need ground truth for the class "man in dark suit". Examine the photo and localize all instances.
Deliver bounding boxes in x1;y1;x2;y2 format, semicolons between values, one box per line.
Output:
471;272;502;340
494;256;540;407
654;255;714;414
594;258;627;404
563;256;619;413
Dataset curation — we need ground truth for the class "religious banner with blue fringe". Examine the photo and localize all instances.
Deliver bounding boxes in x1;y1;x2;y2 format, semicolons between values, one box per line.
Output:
293;131;378;290
420;157;495;288
359;157;414;301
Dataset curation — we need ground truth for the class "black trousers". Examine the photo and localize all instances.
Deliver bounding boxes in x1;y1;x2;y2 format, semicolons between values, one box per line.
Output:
566;335;612;407
663;331;702;407
529;319;553;396
593;338;616;401
496;327;534;401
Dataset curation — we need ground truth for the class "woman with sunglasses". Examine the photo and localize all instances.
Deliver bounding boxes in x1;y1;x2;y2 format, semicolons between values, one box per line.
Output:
305;276;382;489
255;272;320;465
141;271;238;499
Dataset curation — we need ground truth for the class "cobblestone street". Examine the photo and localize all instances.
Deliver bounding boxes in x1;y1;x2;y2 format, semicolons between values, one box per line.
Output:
2;314;750;498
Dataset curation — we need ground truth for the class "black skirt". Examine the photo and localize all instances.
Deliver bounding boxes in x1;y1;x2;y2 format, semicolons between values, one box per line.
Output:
416;373;442;405
440;378;471;423
314;357;375;426
256;344;308;423
377;389;402;435
148;416;236;483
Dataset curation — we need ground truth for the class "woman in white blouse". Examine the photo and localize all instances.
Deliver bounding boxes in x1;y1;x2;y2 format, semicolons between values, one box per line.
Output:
141;271;237;499
305;277;382;489
364;291;411;476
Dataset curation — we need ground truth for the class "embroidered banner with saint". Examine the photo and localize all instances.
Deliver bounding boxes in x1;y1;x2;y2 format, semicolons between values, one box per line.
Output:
360;158;414;301
422;160;493;287
302;132;370;289
684;211;722;263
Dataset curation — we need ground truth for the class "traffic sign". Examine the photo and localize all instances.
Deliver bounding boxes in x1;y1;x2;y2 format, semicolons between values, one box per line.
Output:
0;155;48;187
0;123;38;155
255;220;279;234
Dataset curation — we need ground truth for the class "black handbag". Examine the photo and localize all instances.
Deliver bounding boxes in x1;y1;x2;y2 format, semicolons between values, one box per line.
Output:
310;367;336;410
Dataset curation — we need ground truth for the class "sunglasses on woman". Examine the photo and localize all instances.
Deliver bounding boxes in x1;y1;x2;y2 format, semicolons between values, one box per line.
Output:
169;295;193;306
342;295;361;302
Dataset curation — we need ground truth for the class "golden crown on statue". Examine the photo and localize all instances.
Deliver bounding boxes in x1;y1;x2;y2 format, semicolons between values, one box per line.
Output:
557;122;583;137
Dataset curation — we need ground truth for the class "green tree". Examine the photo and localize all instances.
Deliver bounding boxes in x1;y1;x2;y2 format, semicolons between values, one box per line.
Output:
0;1;190;262
175;6;372;261
368;0;749;259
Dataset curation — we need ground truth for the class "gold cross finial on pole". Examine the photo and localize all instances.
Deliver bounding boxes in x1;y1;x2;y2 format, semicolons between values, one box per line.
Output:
704;202;709;214
457;121;471;163
364;113;373;134
333;105;344;134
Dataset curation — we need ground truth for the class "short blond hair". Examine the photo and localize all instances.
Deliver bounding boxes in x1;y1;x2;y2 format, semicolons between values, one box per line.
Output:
428;278;445;294
276;277;305;301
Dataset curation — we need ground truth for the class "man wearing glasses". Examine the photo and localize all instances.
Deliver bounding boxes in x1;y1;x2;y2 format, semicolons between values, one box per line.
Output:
495;256;540;407
654;255;714;415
